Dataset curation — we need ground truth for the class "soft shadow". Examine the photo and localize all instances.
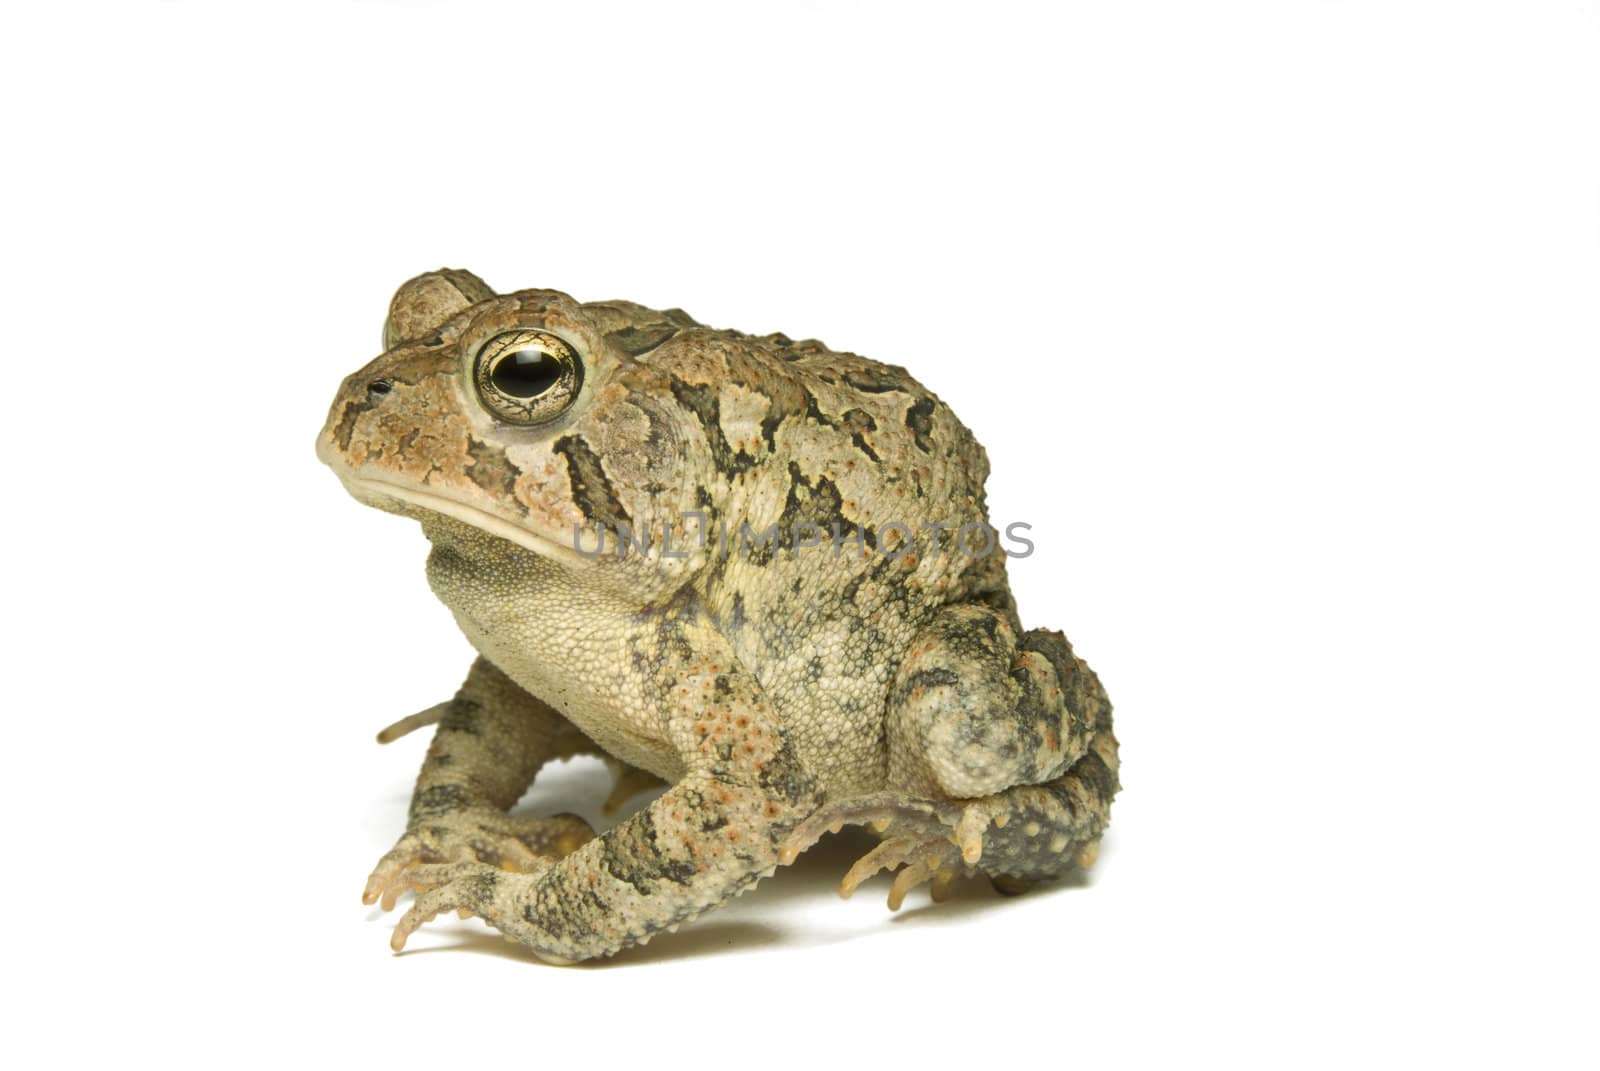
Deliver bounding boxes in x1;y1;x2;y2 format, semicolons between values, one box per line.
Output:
392;920;789;967
392;928;548;963
586;922;789;967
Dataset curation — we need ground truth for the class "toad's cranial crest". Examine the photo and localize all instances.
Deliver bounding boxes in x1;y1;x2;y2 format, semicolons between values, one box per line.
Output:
317;268;1120;963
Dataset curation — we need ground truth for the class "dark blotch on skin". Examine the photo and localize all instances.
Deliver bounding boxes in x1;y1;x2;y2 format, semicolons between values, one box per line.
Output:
800;393;879;460
843;367;911;394
553;435;633;530
332;396;379;451
775;461;875;552
466;437;520;500
527;876;596;943
669;375;760;476
410;783;468;820
625;391;679;460
757;733;819;807
803;390;836;430
1020;628;1111;735
725;592;747;637
842;408;880;462
601;808;698;894
677;787;731;833
439;697;483;736
607;322;679;356
464;868;501;906
1073;747;1121;802
759;405;786;452
906;396;937;453
902;667;962;691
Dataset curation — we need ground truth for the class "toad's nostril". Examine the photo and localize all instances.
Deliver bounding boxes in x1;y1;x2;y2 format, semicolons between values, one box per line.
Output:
367;379;393;396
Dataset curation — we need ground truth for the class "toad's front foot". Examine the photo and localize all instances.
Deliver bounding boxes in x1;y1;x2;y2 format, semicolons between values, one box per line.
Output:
780;793;991;910
362;809;593;911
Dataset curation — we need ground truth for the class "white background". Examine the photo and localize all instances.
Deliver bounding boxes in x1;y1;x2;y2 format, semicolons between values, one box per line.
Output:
4;1;1595;1067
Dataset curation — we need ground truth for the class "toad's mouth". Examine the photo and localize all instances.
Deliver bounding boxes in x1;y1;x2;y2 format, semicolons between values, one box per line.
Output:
337;475;590;568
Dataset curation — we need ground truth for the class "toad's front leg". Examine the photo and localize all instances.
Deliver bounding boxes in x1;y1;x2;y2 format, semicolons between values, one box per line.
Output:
363;656;598;911
386;610;820;963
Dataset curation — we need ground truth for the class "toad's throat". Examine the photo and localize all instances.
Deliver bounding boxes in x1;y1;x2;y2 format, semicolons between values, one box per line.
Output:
338;476;588;568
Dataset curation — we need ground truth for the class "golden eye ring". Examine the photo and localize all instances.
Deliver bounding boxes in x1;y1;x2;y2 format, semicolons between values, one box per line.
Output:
473;330;583;425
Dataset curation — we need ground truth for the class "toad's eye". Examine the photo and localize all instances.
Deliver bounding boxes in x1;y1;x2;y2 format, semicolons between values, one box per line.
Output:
473;330;583;425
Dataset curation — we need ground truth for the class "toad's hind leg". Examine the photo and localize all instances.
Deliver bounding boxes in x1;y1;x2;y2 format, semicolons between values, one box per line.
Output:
782;602;1119;904
889;602;1105;799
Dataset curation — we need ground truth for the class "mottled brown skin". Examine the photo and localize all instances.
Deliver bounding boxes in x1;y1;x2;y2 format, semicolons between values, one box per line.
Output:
317;270;1119;963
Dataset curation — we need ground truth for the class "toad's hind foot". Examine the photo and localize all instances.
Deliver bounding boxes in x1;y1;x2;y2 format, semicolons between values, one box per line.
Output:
780;793;986;909
780;731;1120;909
839;834;965;910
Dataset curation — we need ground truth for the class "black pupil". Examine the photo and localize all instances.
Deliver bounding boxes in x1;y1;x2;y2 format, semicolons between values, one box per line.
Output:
491;348;563;398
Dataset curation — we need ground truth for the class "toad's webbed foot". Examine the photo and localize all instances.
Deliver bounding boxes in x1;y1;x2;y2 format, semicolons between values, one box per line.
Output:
362;809;593;912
